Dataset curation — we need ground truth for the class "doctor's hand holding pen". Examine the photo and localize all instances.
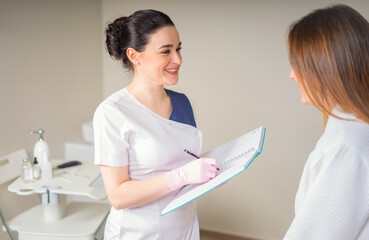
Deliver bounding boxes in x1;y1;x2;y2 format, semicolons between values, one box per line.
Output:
182;149;229;189
165;150;219;191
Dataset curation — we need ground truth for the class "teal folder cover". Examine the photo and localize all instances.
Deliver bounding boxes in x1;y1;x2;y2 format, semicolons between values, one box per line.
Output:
161;126;266;215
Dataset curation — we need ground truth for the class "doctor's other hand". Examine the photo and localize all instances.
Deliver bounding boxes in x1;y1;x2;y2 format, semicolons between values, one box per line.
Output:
165;158;219;191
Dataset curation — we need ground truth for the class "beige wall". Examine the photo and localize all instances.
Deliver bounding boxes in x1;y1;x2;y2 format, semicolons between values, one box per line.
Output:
0;0;102;239
102;0;369;239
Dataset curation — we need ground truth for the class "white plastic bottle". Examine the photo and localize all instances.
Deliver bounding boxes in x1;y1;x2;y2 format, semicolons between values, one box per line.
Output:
21;158;33;183
41;152;52;180
31;129;50;166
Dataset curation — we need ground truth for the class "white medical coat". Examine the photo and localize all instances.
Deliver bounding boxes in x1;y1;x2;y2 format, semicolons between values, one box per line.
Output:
285;108;369;239
93;88;202;240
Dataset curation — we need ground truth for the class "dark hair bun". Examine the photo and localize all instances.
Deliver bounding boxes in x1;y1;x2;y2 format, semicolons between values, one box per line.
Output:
106;17;128;60
105;10;174;71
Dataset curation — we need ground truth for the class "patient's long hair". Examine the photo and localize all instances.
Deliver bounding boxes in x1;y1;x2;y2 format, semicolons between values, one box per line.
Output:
287;4;369;124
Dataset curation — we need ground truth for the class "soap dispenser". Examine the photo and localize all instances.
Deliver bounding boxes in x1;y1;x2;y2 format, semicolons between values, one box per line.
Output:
31;129;50;166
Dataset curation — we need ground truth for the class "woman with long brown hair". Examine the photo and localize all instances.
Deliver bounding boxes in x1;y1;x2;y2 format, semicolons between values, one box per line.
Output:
285;4;369;239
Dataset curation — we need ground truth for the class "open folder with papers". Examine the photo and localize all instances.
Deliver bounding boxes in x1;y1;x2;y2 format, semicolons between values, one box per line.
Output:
161;126;266;215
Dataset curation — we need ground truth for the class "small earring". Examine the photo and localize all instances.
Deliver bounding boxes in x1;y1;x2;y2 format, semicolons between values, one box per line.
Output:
135;61;139;65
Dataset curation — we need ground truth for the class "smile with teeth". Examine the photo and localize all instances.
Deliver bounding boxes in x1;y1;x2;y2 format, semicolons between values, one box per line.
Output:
165;68;178;73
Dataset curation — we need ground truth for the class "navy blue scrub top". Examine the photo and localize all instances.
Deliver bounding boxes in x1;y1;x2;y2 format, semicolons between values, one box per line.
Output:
166;89;197;128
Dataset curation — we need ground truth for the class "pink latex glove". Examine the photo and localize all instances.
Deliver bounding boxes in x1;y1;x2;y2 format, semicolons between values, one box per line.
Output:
165;158;219;191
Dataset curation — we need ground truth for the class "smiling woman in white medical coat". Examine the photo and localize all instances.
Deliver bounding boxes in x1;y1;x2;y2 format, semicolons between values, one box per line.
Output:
93;9;219;240
284;5;369;240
